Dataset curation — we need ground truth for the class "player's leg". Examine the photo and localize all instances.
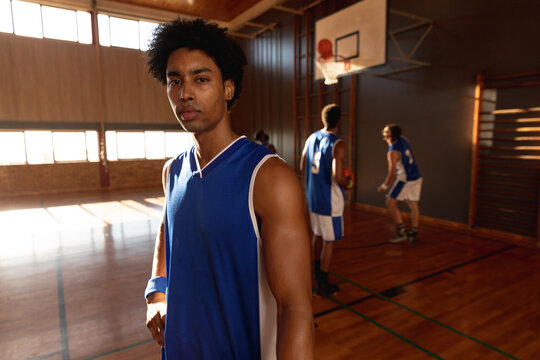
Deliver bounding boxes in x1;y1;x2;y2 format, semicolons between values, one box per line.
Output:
386;196;407;243
405;200;419;242
404;178;422;242
315;215;342;296
320;240;334;273
309;213;324;284
312;234;323;282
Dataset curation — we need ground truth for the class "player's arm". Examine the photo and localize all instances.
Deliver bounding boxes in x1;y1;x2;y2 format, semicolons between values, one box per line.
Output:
254;158;314;359
145;159;172;347
378;151;399;193
332;141;349;187
299;140;309;172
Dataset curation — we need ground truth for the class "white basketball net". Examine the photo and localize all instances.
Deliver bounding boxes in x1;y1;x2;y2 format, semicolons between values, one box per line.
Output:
316;56;351;85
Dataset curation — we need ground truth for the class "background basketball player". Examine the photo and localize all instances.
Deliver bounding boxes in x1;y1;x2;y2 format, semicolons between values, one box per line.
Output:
378;124;422;243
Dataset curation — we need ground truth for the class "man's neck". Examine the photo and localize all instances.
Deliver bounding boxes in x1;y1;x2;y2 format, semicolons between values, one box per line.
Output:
323;127;337;134
193;124;238;169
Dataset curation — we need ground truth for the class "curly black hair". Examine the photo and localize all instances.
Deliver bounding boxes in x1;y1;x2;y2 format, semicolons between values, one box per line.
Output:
146;18;247;110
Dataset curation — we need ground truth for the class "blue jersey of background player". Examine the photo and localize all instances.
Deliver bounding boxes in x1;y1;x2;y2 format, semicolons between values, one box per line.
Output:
378;124;423;243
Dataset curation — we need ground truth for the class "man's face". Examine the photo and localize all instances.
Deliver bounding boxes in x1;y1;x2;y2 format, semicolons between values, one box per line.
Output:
165;48;234;134
382;126;392;144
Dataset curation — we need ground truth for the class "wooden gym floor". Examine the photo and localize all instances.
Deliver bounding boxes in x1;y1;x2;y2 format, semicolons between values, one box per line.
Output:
0;188;538;360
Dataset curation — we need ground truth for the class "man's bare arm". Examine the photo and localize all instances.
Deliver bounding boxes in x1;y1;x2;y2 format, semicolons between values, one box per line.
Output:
146;159;172;347
299;140;309;172
332;141;348;187
254;158;314;359
378;151;399;192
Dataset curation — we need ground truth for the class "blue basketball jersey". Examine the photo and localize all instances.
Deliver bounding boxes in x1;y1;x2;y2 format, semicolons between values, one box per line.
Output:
389;137;421;181
162;136;278;360
304;130;344;216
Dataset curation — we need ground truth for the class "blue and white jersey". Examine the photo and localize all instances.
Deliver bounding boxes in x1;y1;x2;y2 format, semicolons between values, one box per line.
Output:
162;136;278;360
304;130;344;216
389;137;421;182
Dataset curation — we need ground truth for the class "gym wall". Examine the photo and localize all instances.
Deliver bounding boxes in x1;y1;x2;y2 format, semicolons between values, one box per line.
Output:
0;32;175;197
234;0;540;225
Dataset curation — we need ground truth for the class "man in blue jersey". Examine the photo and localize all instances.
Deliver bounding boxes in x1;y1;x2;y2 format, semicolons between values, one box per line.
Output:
300;104;350;297
143;18;314;359
378;124;422;243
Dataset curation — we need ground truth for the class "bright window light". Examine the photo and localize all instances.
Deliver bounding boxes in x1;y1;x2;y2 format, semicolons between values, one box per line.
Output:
77;11;92;44
139;20;158;51
86;131;99;162
42;6;77;42
0;132;26;164
25;131;54;164
145;131;165;159
12;0;43;38
0;0;14;34
52;132;87;161
165;132;193;158
117;132;145;159
105;131;117;160
110;16;139;50
97;14;110;46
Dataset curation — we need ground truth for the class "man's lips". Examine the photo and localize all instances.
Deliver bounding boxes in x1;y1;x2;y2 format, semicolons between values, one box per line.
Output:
178;107;200;121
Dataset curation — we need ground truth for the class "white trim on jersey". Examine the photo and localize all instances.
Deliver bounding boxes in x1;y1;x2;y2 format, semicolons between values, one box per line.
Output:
193;136;248;178
248;153;279;360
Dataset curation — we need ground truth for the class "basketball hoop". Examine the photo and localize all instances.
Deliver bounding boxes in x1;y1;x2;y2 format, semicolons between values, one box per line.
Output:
316;55;351;85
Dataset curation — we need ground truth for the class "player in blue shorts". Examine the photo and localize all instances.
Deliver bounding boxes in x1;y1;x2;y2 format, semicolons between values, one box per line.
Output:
144;18;314;359
378;124;423;243
300;104;350;297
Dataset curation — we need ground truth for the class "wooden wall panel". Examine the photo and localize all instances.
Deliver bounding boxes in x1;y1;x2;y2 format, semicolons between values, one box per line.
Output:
99;46;175;126
0;33;175;128
0;33;100;124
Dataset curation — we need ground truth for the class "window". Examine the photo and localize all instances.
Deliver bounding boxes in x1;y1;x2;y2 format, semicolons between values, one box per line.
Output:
110;16;139;49
25;131;54;164
0;1;158;50
166;132;193;157
86;131;99;162
12;0;43;38
97;14;159;51
0;132;26;164
105;131;192;161
0;0;14;34
117;132;145;159
2;1;92;43
42;6;78;42
52;132;87;162
0;131;99;165
145;131;166;159
139;20;158;51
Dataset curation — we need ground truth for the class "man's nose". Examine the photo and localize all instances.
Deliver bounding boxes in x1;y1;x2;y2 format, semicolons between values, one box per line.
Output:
179;83;194;101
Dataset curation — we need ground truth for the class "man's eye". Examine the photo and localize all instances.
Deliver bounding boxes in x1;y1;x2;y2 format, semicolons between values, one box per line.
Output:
196;77;209;83
169;79;182;85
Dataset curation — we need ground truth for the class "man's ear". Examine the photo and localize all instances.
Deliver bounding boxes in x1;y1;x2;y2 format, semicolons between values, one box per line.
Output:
224;79;235;101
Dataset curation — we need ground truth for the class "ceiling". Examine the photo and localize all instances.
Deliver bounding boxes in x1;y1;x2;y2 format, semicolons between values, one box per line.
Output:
99;0;311;36
110;0;265;22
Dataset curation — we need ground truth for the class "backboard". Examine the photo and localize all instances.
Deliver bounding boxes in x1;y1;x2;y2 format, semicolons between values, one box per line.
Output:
315;0;387;83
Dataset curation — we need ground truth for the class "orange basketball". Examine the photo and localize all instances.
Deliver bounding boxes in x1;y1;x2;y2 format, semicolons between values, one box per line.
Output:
344;168;354;189
317;38;333;60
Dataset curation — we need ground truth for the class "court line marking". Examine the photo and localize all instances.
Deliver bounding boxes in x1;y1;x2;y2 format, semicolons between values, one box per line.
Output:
324;245;519;360
82;339;154;360
326;296;444;359
26;350;62;360
56;252;70;360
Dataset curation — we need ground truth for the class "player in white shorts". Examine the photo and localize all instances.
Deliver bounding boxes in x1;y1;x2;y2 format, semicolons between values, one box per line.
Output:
301;104;350;296
378;124;423;243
